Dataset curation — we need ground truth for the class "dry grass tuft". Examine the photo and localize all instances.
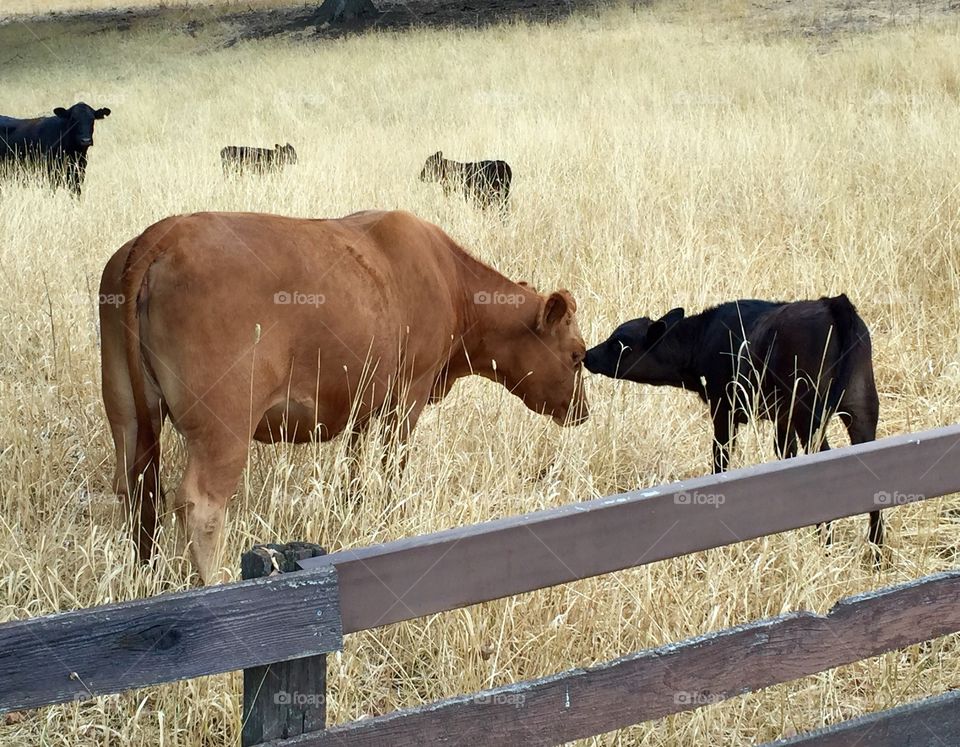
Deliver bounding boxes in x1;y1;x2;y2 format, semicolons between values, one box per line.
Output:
1;2;960;745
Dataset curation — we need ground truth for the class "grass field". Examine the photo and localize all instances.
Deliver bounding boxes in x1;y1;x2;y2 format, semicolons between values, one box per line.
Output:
2;2;960;744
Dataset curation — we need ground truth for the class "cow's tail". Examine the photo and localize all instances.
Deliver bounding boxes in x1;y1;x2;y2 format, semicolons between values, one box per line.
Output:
824;293;867;414
121;225;169;557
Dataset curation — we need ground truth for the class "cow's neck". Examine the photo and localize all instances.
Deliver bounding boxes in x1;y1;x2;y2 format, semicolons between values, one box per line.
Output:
445;253;539;385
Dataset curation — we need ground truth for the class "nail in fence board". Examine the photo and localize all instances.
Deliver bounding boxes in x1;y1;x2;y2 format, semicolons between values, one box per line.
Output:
268;570;960;746
298;426;960;633
759;689;960;746
0;563;342;713
242;543;330;747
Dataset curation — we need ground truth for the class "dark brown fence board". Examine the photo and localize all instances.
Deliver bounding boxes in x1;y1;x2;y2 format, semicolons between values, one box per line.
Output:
760;688;960;746
299;426;960;633
267;570;960;746
0;565;342;713
242;543;330;747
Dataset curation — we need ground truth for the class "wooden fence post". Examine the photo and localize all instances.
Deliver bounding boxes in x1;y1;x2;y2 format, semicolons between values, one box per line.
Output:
241;542;330;746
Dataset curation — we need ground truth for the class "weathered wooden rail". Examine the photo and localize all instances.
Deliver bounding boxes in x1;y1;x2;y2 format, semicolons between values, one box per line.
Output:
0;424;958;746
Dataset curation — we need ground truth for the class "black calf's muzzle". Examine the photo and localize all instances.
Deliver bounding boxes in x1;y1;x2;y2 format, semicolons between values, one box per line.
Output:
583;347;603;374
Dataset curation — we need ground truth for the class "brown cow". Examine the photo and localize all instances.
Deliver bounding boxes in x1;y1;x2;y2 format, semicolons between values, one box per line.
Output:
100;210;588;583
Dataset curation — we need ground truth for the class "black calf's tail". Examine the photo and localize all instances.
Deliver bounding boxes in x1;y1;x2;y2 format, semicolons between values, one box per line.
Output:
824;293;868;414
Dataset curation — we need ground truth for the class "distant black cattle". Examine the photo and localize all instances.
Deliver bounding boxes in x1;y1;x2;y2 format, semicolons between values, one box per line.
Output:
0;102;111;197
419;151;512;210
585;294;882;550
220;143;297;175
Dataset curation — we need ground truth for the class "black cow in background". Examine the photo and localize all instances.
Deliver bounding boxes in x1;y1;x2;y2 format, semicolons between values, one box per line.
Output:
419;151;512;211
0;102;111;197
585;294;883;553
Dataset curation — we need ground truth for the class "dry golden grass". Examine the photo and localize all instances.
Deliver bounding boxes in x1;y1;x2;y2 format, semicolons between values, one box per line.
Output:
2;2;960;745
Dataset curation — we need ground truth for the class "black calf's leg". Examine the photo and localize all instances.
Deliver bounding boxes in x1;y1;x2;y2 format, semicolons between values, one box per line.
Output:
711;403;736;474
841;405;884;559
774;420;798;460
797;412;834;545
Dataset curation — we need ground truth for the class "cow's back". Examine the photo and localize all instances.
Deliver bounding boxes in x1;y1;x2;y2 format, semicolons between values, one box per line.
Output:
0;116;67;154
0;116;29;153
137;210;463;369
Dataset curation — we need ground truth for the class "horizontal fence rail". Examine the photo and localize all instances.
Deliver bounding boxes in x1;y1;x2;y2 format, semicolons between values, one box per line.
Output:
300;425;960;633
0;564;342;712
269;570;960;746
760;689;960;746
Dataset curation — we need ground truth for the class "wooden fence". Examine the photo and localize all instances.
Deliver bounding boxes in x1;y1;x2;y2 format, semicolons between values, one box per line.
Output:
1;425;959;745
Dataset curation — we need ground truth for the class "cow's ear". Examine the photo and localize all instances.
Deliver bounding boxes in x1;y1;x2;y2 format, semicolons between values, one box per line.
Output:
54;107;69;119
95;108;111;119
646;307;684;345
537;289;575;332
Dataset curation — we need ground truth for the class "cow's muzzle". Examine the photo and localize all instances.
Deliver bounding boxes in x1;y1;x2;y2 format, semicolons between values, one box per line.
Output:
79;138;93;147
553;388;589;427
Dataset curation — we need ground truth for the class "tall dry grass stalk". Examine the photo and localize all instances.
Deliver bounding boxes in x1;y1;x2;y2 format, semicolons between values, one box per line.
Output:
1;3;959;744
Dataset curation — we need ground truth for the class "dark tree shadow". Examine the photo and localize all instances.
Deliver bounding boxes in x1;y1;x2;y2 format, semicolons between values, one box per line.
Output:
1;0;609;53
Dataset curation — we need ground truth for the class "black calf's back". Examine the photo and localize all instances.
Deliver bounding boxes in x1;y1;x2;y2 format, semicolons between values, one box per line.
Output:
221;143;296;174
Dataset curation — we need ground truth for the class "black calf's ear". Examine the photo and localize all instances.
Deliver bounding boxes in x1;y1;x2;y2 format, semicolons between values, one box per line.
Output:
646;320;667;345
54;107;69;118
95;108;111;119
646;308;684;345
661;307;685;325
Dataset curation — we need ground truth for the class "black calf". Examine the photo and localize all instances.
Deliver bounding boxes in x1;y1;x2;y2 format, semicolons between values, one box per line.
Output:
585;295;883;551
419;151;512;210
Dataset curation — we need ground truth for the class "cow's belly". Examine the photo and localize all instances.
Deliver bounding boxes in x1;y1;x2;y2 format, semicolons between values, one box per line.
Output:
253;400;351;444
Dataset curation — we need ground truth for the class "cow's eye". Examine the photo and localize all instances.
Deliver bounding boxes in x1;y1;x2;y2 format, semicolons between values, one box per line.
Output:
572;350;584;364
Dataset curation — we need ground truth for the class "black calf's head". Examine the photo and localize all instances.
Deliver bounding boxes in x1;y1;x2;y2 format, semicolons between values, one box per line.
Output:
419;150;444;182
54;102;110;149
276;143;297;164
584;308;687;384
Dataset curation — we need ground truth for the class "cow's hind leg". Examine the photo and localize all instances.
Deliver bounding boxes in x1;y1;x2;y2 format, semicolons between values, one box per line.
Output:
101;299;165;562
174;429;249;584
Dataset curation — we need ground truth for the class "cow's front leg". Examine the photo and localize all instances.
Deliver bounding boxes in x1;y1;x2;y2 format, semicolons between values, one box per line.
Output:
378;390;429;481
345;391;426;493
66;156;85;198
